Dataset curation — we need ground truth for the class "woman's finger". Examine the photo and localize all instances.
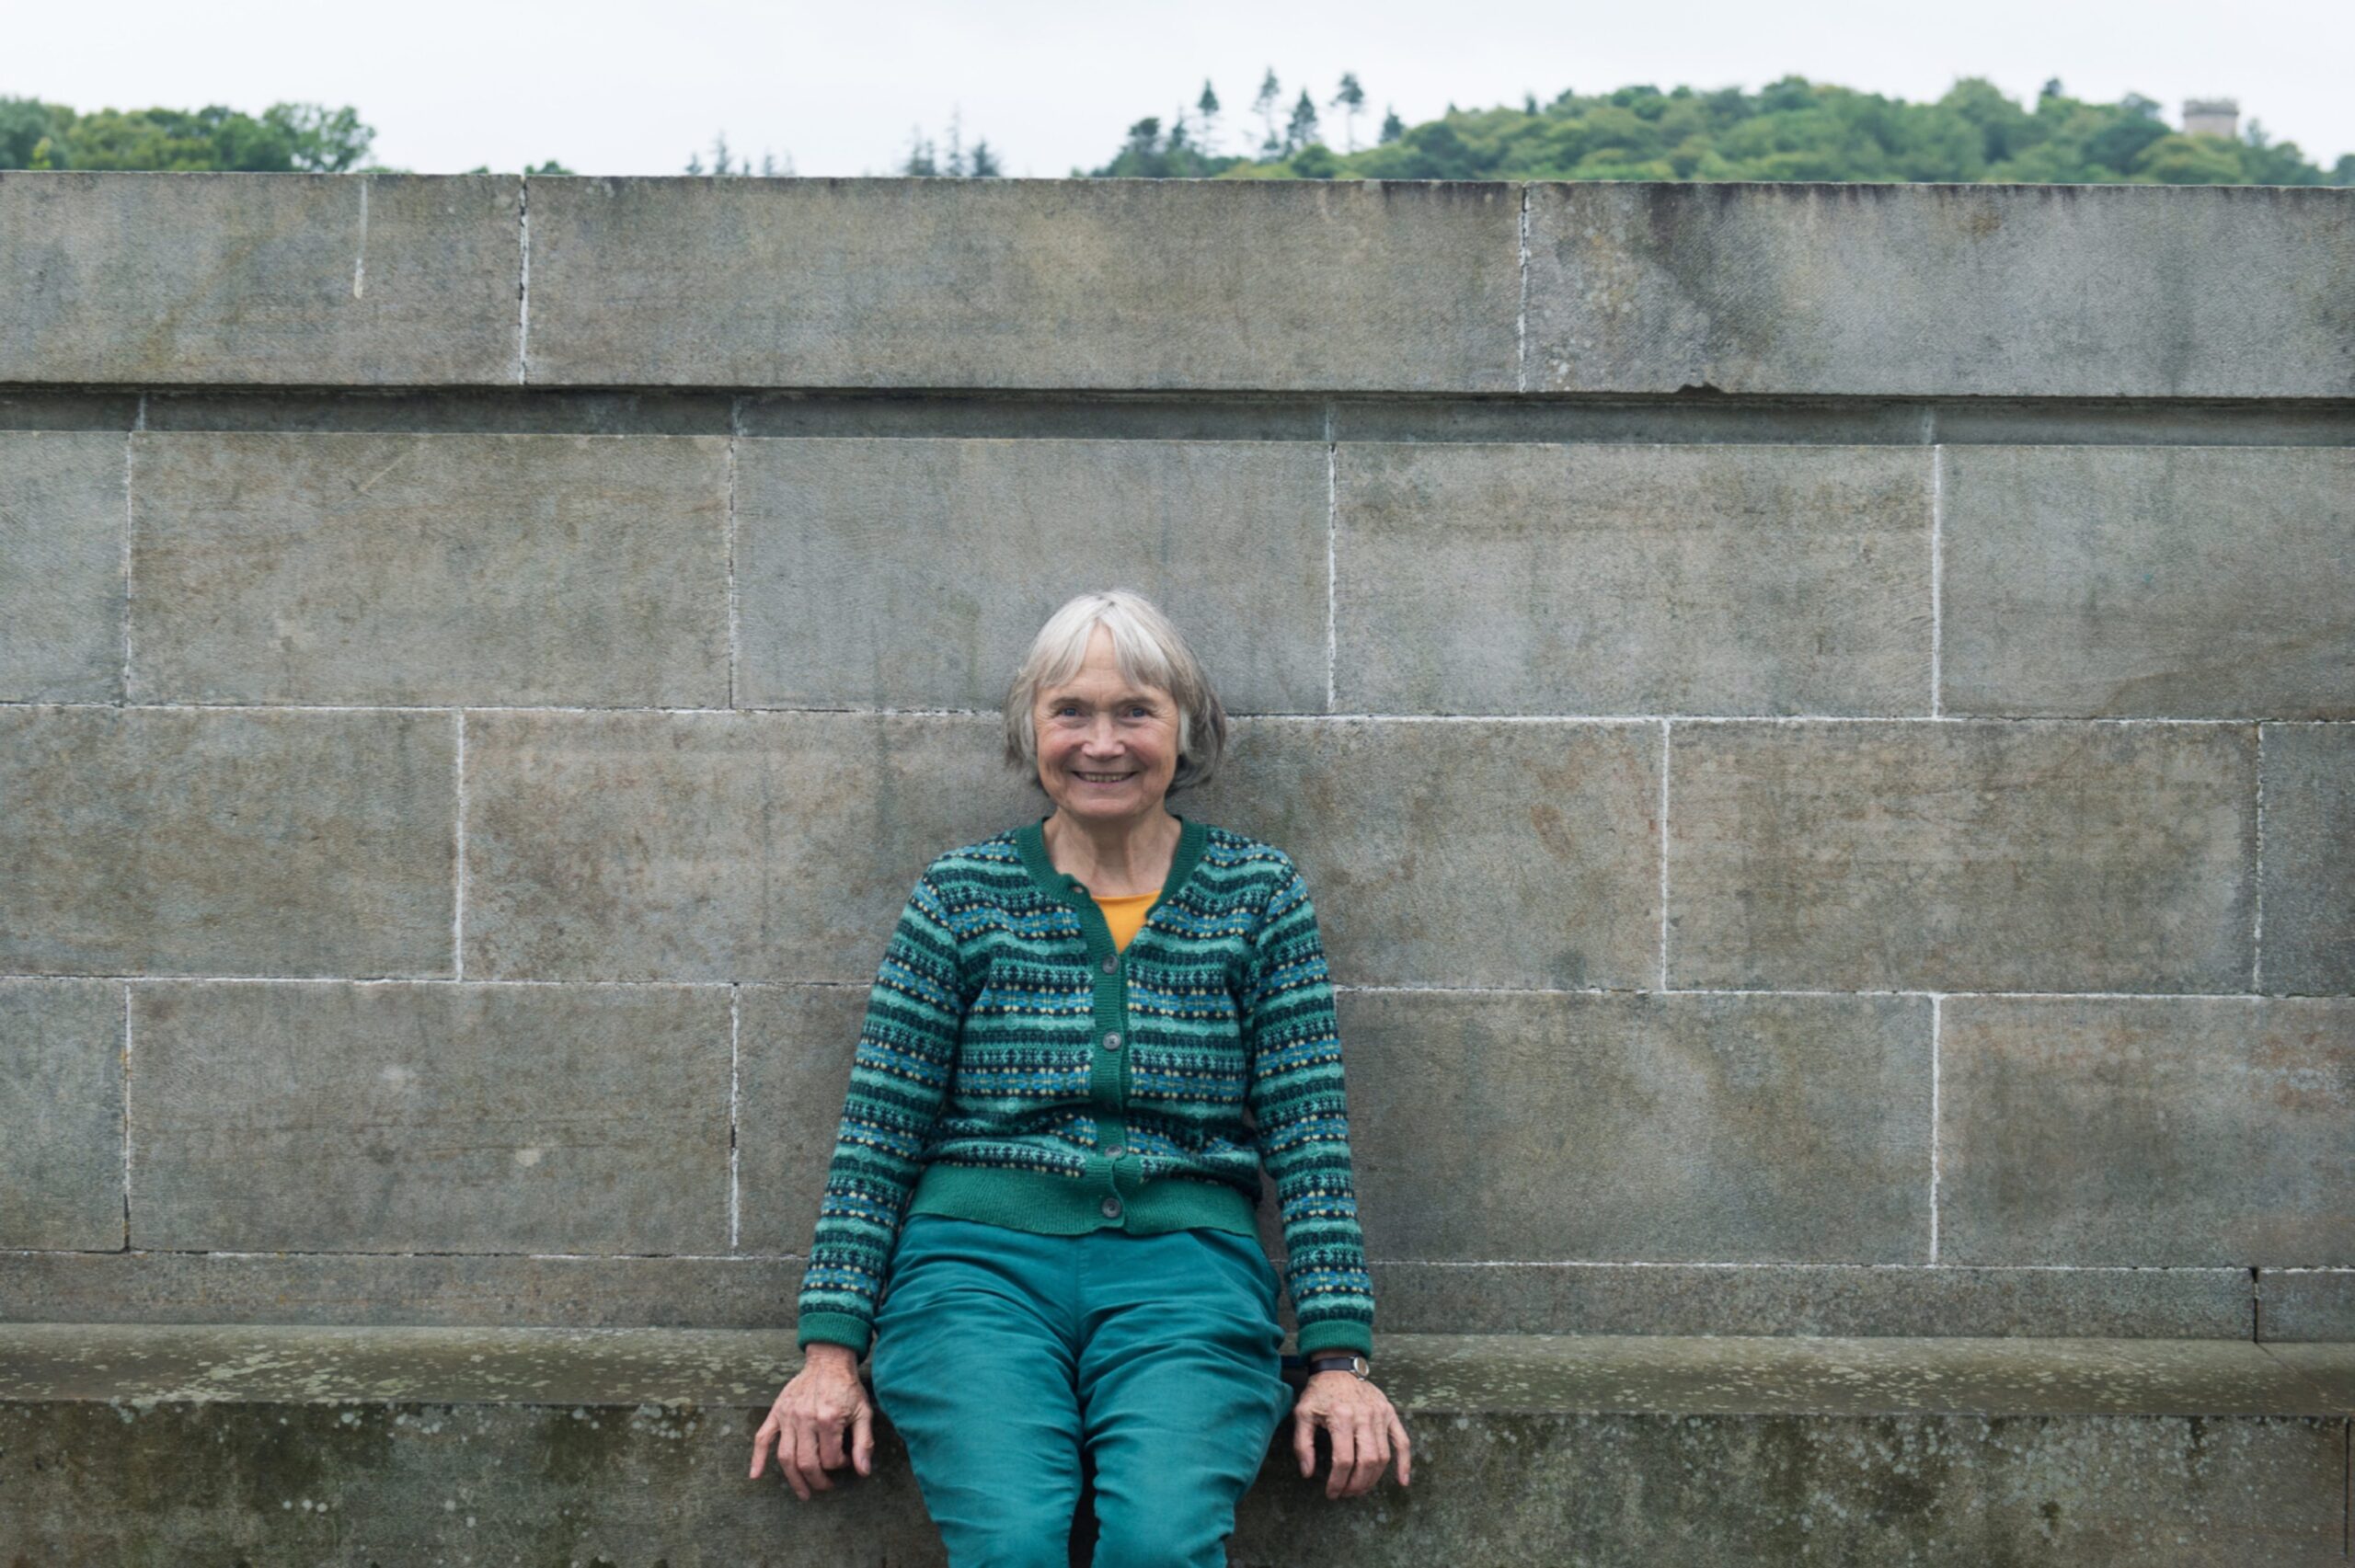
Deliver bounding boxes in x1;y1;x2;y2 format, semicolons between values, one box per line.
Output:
751;1411;776;1480
1292;1407;1319;1479
775;1420;809;1501
1324;1411;1357;1499
787;1418;821;1499
852;1401;876;1476
816;1409;847;1471
1389;1408;1413;1486
1353;1409;1388;1496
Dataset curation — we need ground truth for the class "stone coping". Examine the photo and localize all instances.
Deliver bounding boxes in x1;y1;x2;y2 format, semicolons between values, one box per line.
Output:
3;1324;2347;1418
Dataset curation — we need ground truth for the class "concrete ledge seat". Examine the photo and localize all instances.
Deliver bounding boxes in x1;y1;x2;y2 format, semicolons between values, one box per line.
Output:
3;1325;2349;1564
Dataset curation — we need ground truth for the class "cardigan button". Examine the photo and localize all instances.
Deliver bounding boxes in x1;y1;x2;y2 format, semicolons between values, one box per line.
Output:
1100;1195;1122;1219
1102;1145;1124;1160
1101;1031;1122;1051
1101;956;1119;974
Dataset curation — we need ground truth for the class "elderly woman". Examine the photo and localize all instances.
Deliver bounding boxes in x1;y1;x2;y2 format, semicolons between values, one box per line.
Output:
751;589;1408;1564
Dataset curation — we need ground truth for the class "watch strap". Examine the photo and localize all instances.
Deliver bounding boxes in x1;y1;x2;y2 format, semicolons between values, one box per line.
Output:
1305;1352;1372;1379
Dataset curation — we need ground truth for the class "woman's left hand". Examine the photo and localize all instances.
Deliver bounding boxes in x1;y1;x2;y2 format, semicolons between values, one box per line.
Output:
1291;1371;1411;1499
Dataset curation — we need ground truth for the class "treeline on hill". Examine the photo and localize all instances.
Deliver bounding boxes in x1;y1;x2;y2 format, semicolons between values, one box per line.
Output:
6;74;2349;187
0;97;570;175
1085;72;2355;187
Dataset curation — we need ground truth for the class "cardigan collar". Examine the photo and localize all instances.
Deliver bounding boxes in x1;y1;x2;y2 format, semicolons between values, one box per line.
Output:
1015;812;1209;911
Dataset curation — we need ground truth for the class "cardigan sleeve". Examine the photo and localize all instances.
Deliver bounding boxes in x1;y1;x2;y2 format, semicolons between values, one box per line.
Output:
793;871;967;1356
1242;859;1377;1356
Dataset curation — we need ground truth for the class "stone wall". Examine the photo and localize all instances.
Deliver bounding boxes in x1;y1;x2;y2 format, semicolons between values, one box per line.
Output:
2;174;2349;1344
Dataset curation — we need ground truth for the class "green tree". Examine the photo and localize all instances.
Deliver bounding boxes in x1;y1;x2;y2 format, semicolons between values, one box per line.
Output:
1330;73;1365;152
1377;106;1404;144
1196;80;1222;155
1251;69;1282;157
1284;88;1320;155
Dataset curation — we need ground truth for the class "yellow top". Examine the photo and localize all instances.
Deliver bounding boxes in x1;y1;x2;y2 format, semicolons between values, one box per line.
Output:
1090;890;1160;953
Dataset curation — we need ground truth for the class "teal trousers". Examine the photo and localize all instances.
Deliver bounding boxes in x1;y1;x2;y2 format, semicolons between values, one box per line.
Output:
868;1213;1294;1568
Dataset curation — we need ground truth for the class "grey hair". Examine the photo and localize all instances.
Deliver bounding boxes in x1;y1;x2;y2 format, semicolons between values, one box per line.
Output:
1004;589;1229;795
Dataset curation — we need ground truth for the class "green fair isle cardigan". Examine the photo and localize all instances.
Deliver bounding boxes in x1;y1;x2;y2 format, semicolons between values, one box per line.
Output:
793;813;1376;1359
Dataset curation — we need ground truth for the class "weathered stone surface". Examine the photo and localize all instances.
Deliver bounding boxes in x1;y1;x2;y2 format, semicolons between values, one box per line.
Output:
734;984;867;1256
2262;1270;2355;1343
0;979;121;1250
1667;719;2255;992
738;393;1328;442
1335;442;1932;715
0;431;123;702
1186;717;1660;989
1941;996;2354;1267
0;706;455;978
2263;722;2355;995
1;1327;2345;1565
524;177;1521;390
0;391;142;430
0;172;520;384
128;433;729;705
462;711;1039;982
735;439;1328;712
128;981;729;1253
1525;182;2355;398
0;1250;806;1328
2263;1343;2355;1413
142;387;736;434
1942;446;2355;718
1366;1261;2255;1340
1336;990;1932;1263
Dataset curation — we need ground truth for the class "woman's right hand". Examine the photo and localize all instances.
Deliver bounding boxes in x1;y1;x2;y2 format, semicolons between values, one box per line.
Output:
750;1343;876;1500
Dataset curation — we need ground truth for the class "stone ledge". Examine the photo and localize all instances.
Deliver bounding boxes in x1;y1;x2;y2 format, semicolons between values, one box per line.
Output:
2;1325;2349;1563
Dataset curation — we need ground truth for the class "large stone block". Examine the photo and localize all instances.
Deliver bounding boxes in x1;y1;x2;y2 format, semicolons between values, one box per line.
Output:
1186;717;1660;989
128;433;730;706
2;1327;2347;1565
0;979;121;1250
1337;990;1933;1264
129;981;730;1253
0;173;521;385
2263;722;2355;995
1524;182;2355;397
0;1250;803;1328
1943;445;2355;717
1366;1260;2254;1339
735;439;1328;712
1941;995;2354;1266
2261;1269;2355;1342
0;706;455;978
0;431;124;702
523;177;1521;390
734;984;867;1256
1667;719;2255;992
1335;441;1931;715
461;711;1039;982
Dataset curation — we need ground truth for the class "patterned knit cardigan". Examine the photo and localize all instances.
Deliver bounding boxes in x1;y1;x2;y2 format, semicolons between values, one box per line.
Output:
793;813;1377;1358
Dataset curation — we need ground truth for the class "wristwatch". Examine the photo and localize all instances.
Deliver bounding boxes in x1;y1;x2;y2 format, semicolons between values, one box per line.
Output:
1305;1352;1373;1379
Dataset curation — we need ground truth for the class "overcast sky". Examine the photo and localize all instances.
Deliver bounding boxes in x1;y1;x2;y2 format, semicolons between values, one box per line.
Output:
9;0;2350;178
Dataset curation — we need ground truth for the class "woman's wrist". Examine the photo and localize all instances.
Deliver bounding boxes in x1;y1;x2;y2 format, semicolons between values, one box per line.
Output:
803;1342;860;1371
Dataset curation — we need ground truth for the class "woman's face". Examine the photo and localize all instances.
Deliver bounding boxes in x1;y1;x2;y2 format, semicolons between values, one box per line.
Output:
1034;624;1181;826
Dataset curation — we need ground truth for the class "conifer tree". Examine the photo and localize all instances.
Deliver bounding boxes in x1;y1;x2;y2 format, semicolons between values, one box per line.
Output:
1331;72;1365;152
1286;88;1320;155
1252;69;1282;157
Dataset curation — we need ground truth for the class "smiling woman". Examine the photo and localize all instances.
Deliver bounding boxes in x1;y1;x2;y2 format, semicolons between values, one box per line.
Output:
752;588;1409;1565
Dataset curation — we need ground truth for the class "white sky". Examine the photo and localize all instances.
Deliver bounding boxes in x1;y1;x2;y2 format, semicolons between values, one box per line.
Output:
6;0;2349;177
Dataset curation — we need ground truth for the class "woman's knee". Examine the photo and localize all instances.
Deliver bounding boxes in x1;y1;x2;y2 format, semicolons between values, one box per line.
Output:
942;1509;1081;1568
1089;1483;1245;1568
